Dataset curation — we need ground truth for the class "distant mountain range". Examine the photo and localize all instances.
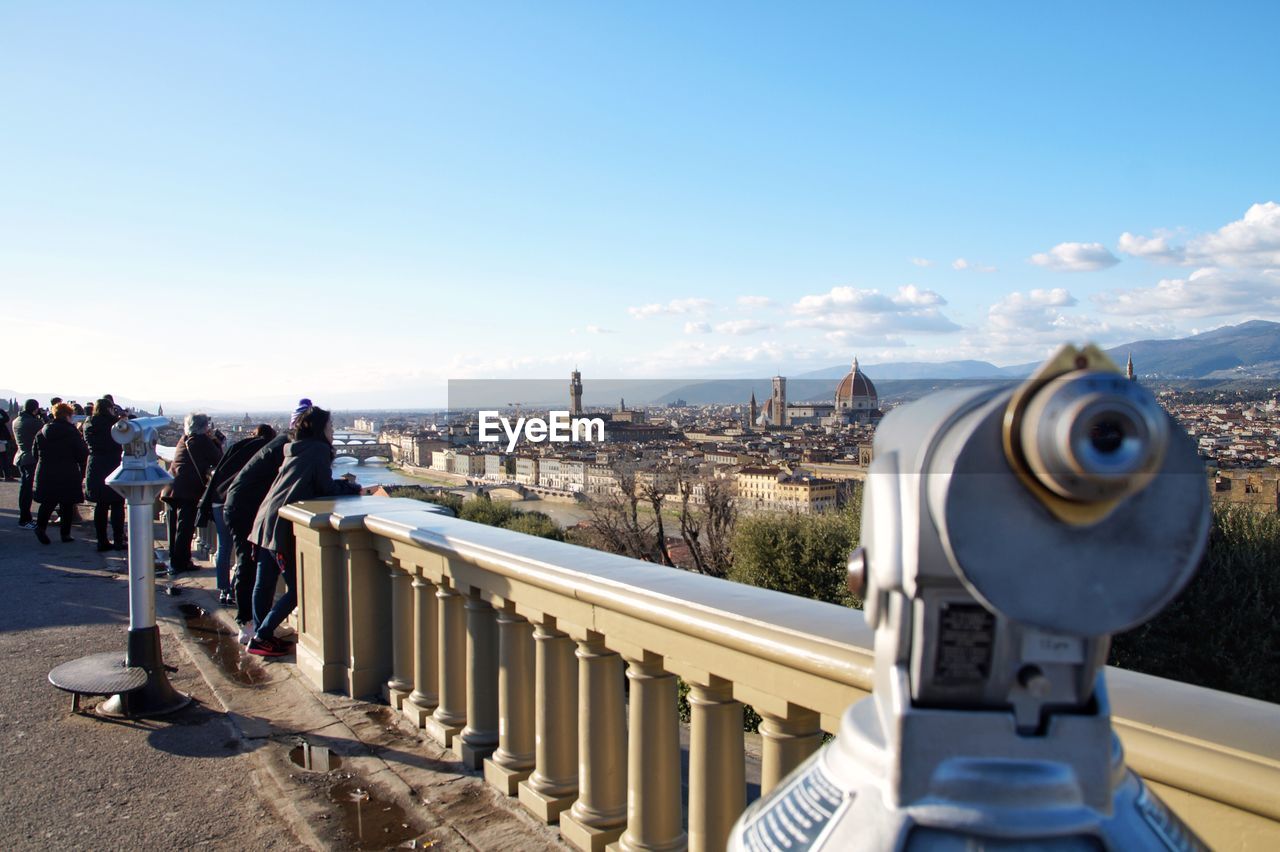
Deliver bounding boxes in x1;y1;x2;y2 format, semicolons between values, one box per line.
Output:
796;319;1280;382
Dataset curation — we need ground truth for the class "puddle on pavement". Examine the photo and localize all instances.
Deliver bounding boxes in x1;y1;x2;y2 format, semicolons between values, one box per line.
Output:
328;780;425;849
289;743;344;772
177;604;271;686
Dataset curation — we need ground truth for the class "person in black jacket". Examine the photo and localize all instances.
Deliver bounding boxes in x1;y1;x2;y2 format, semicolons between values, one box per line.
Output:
83;398;126;551
224;432;290;639
32;403;90;545
162;413;223;575
0;409;16;481
13;399;43;527
247;406;360;657
197;424;277;606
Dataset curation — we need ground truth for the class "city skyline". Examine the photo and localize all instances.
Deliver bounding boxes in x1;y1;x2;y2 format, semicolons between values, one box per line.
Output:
3;3;1279;407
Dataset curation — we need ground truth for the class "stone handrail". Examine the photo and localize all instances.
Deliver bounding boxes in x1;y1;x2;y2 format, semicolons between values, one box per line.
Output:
280;496;1280;852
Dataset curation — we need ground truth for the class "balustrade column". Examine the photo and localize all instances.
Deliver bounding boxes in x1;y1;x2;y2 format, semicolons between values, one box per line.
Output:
688;677;745;852
459;590;499;769
560;636;627;852
405;572;439;727
424;577;467;748
517;620;579;824
484;606;536;795
385;558;414;708
617;653;686;852
758;706;822;796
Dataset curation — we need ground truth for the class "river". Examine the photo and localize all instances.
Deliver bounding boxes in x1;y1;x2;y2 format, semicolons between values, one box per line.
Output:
331;459;595;528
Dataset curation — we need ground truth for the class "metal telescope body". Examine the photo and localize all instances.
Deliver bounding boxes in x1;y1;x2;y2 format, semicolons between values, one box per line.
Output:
729;346;1211;851
99;415;189;716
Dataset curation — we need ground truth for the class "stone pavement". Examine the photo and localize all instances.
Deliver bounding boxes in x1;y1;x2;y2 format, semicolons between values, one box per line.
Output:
0;481;564;851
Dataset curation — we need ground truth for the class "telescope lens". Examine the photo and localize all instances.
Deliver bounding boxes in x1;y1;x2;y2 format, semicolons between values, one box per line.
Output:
1088;418;1125;455
1019;371;1169;503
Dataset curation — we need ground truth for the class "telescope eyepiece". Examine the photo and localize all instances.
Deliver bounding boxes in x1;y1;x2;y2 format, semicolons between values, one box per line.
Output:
1020;371;1168;503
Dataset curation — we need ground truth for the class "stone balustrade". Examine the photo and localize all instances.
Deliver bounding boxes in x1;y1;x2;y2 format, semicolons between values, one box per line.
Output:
280;496;1280;852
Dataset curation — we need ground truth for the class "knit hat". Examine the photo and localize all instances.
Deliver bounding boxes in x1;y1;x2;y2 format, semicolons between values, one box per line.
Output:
290;398;314;429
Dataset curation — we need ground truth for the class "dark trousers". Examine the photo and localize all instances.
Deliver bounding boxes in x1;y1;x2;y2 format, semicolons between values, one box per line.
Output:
18;464;36;525
94;499;125;545
253;548;297;641
37;500;76;539
167;498;199;570
232;525;259;625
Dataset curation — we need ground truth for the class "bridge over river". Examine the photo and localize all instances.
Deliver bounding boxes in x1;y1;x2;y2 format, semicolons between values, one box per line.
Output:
332;430;393;464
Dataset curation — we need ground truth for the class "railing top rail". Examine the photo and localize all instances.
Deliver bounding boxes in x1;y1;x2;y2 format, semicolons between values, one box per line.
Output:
281;496;876;691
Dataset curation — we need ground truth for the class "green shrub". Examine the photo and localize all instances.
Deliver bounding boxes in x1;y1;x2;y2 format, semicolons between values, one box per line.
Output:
1109;504;1280;703
727;508;862;608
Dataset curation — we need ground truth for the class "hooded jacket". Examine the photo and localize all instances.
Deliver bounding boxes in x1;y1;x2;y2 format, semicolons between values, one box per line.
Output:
250;438;361;554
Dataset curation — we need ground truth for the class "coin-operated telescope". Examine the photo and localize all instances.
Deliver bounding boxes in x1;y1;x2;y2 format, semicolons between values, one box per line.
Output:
729;345;1211;851
98;415;190;716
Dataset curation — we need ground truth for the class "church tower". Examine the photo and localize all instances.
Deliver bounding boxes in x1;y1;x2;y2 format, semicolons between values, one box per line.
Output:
771;376;787;427
748;391;758;432
1126;353;1135;381
569;368;583;416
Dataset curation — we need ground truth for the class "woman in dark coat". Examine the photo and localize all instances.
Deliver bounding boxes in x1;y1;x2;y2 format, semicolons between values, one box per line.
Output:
33;403;90;545
83;398;126;552
162;412;223;574
246;406;360;657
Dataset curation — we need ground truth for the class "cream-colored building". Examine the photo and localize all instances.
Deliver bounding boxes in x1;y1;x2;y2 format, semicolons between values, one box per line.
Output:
735;466;837;513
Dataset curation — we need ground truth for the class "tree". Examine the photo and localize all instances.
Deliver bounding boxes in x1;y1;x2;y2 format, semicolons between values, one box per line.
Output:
1109;503;1280;703
727;506;862;608
675;466;736;578
581;461;669;563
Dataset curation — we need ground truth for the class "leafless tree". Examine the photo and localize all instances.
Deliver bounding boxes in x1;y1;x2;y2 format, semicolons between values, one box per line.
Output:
675;465;737;578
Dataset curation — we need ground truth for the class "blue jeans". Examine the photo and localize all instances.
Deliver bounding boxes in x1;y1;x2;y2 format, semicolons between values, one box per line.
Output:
212;504;233;592
253;547;296;640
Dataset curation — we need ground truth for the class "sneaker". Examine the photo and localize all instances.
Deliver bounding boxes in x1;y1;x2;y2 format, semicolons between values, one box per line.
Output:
247;636;290;658
237;622;255;645
274;624;297;639
18;521;36;530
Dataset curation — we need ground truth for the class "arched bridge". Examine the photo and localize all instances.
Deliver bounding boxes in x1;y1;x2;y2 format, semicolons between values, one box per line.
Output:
333;441;394;464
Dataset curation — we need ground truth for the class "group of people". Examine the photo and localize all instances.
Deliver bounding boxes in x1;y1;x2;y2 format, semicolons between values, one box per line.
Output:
3;395;363;658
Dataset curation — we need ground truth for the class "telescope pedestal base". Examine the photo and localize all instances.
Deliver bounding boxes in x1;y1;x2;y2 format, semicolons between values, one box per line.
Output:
98;626;191;718
729;698;1208;851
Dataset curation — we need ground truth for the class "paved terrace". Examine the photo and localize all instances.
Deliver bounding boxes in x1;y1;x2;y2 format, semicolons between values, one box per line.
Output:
0;482;568;851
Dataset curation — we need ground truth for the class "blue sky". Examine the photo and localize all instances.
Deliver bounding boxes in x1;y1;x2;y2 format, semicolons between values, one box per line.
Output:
3;2;1278;408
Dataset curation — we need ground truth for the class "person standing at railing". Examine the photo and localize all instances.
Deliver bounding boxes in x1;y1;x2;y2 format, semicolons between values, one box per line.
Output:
0;408;17;481
223;401;309;643
83;398;126;552
246;405;360;658
197;423;277;607
12;399;43;528
161;412;223;575
31;403;89;545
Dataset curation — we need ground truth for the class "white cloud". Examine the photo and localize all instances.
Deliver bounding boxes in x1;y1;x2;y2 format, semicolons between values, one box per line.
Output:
628;297;713;319
1118;202;1280;267
1029;241;1120;272
1092;267;1280;319
737;295;775;309
909;257;934;267
789;284;960;337
988;288;1079;332
1117;231;1183;263
683;321;711;334
952;257;997;273
714;319;771;335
